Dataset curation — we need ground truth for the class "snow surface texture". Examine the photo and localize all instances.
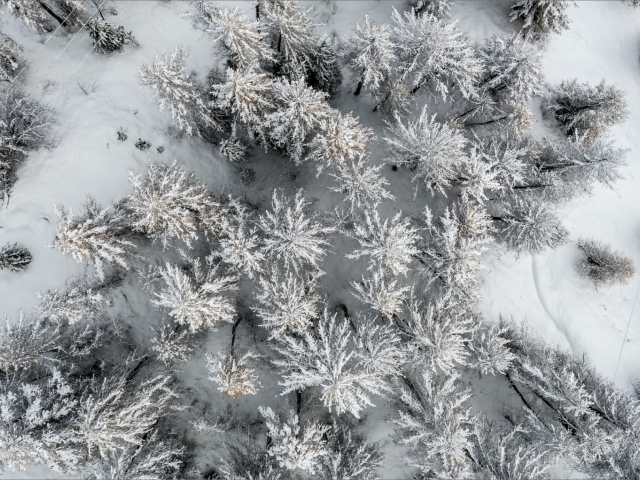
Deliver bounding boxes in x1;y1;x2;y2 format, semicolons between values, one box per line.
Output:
1;0;640;478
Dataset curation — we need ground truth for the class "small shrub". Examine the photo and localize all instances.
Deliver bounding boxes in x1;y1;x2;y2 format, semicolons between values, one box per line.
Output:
135;139;151;150
117;127;128;141
157;146;165;154
0;243;32;272
577;239;635;288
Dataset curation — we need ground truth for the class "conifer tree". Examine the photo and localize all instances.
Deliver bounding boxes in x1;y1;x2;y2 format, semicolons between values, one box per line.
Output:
0;32;23;82
0;242;31;272
85;18;136;53
510;0;573;42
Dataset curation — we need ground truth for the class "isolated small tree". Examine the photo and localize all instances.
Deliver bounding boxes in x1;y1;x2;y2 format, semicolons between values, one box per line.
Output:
350;270;409;319
272;310;386;418
318;419;384;480
510;0;573;42
329;155;395;211
347;209;420;277
50;198;134;280
495;197;569;254
306;111;375;172
384;107;467;195
265;77;332;162
255;267;320;337
37;275;110;324
207;351;262;399
391;7;482;100
258;189;334;272
577;239;635;288
394;297;472;374
127;161;213;248
139;47;219;137
85;18;136;53
187;2;274;68
0;242;31;272
259;406;328;474
212;66;274;142
544;79;628;139
341;16;397;97
0;32;23;82
394;373;474;477
0;88;53;195
479;34;544;102
152;258;237;331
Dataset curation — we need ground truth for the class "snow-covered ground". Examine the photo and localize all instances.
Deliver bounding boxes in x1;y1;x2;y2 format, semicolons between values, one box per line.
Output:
2;1;640;478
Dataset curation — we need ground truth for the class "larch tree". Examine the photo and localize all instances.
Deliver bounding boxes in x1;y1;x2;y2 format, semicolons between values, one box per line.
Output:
384;106;467;195
347;209;420;277
139;47;220;137
577;238;635;288
510;0;573;42
50;198;134;280
329;155;394;211
350;269;409;319
341;16;397;97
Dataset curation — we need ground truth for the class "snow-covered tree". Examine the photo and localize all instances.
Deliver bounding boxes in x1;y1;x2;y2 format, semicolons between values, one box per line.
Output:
258;190;334;272
474;137;532;193
212;66;274;141
494;197;569;254
127;161;212;248
187;2;274;68
84;429;185;480
306;111;375;172
408;0;452;19
391;7;482;100
577;238;635;288
152;258;237;331
468;322;515;376
220;126;248;162
329;155;394;211
394;373;474;477
272;310;385;418
1;0;53;32
150;322;196;366
384;107;467;195
255;267;320;337
394;296;471;374
535;134;628;199
347;209;420;277
265;77;332;162
216;221;265;279
0;242;31;272
458;148;502;203
207;351;262;399
73;374;176;459
305;35;343;95
544;79;628;139
0;32;23;82
318;419;384;480
0;88;53;196
479;34;543;102
352;314;407;378
470;420;551;479
259;0;319;70
139;47;220;137
37;275;111;324
420;201;493;301
341;16;397;96
510;0;573;42
0;366;81;472
350;270;409;319
85;18;136;53
259;406;328;473
50;198;134;280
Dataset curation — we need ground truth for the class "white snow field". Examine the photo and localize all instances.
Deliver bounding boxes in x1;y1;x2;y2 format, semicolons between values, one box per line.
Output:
1;0;640;478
